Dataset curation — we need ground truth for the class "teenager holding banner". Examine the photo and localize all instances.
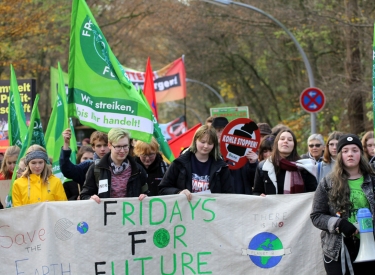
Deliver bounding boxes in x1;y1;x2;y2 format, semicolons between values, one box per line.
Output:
12;145;67;206
311;134;375;274
158;125;233;200
253;129;317;195
80;128;148;202
60;129;109;200
0;145;20;180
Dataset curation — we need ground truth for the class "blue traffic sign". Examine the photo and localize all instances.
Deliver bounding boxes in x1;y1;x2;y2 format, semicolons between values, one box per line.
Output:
300;87;325;113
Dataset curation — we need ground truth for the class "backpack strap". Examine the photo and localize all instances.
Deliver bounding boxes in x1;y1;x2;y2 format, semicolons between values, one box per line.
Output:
94;159;101;187
160;161;168;175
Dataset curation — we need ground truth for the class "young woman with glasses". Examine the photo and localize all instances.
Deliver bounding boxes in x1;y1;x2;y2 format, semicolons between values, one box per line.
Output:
133;137;169;196
80;128;148;202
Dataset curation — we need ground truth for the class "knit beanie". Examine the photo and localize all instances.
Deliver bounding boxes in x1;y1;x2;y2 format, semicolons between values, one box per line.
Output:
257;123;272;135
212;117;229;128
337;134;363;153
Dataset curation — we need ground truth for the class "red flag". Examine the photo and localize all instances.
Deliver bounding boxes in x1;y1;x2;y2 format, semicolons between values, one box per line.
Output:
168;123;202;158
143;57;158;119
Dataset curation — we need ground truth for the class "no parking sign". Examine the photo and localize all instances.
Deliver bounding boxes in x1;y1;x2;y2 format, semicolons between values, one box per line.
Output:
220;118;261;170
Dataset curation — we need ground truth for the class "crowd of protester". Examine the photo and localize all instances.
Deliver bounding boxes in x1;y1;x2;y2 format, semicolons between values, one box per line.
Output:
1;119;375;274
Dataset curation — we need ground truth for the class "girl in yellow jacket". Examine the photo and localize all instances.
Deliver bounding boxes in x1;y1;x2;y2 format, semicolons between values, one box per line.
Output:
12;145;67;207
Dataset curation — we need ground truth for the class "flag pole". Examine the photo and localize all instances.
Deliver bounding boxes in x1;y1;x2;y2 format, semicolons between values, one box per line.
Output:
182;55;188;127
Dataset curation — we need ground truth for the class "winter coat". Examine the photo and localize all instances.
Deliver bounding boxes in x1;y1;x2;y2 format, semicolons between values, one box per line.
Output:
158;150;233;195
253;159;317;195
135;153;169;196
310;173;375;261
80;152;147;200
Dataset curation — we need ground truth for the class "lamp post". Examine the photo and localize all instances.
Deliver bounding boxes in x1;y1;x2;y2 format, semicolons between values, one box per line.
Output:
202;0;317;134
186;78;225;104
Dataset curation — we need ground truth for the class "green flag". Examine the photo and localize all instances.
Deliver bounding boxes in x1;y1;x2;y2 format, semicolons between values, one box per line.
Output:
45;62;69;181
373;22;375;132
68;0;153;142
8;65;28;147
7;94;46;207
138;89;175;163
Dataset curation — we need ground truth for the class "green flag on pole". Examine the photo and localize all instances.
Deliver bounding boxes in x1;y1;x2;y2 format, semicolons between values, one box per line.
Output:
45;62;69;181
8;65;28;147
68;0;153;142
7;94;46;207
373;22;375;133
138;89;175;163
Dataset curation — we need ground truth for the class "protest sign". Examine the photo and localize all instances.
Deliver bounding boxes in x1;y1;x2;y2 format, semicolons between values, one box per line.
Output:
210;106;249;122
220;118;260;170
0;193;324;274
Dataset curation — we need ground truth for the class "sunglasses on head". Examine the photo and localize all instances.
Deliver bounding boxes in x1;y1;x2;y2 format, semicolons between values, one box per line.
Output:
309;144;321;148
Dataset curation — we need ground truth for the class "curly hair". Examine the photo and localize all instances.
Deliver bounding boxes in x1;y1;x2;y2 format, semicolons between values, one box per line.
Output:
329;149;374;212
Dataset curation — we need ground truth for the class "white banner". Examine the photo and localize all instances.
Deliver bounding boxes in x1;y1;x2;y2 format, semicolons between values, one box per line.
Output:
0;193;324;274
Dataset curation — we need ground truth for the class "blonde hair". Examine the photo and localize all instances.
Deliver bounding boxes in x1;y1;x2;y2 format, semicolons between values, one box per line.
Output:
189;125;220;160
23;145;52;184
134;137;160;156
108;128;130;144
0;145;20;179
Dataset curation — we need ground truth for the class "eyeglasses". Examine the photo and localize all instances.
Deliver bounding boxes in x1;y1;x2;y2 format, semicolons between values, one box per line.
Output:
140;153;156;158
308;144;321;148
111;144;129;151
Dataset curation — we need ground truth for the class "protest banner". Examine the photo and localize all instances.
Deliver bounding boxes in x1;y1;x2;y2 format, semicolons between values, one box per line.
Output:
126;58;187;103
0;193;324;274
68;0;153;142
0;180;11;207
210;106;249;122
51;57;186;107
0;79;36;124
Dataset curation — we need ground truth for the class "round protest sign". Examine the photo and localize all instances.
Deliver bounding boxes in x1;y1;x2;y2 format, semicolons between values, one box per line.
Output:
219;118;261;170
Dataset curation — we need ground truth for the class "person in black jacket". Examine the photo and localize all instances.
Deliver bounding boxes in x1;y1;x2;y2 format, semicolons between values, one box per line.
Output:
211;117;257;195
133;137;169;196
158;125;233;200
80;128;148;202
253;129;317;195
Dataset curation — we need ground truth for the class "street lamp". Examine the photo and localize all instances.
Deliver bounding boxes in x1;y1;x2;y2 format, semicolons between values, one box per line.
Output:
202;0;317;134
186;78;225;104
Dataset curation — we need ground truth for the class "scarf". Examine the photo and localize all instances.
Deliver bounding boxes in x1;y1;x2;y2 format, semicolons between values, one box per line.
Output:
109;157;129;175
279;159;304;194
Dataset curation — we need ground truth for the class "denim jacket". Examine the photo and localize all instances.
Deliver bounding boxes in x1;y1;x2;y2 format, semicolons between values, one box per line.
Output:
310;173;375;261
